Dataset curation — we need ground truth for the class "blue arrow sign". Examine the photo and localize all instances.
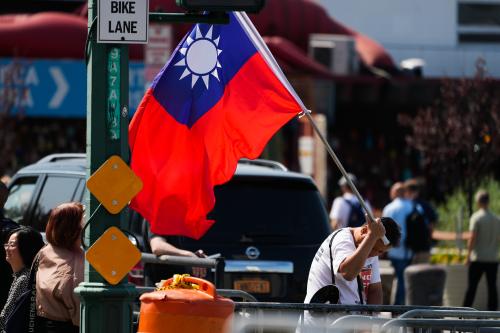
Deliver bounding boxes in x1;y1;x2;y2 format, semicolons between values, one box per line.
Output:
0;58;145;118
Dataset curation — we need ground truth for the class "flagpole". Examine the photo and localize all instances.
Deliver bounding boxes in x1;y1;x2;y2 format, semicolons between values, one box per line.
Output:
302;110;375;222
237;12;389;243
236;12;376;222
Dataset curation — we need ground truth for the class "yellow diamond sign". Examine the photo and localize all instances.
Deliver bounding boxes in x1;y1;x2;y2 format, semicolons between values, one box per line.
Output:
86;155;142;214
86;226;141;285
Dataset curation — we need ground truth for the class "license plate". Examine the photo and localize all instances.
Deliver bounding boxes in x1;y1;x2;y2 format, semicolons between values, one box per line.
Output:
233;279;270;294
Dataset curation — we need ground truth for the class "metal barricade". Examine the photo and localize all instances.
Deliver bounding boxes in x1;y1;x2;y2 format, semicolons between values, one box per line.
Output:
232;303;477;333
381;318;500;333
330;315;390;331
234;303;473;316
399;309;500;319
135;254;493;333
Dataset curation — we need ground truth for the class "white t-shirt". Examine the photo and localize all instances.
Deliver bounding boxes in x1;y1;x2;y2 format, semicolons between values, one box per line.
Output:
304;228;380;305
329;193;372;229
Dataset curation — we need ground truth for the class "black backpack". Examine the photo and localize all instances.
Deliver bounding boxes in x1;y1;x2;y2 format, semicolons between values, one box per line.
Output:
343;199;365;228
405;204;431;252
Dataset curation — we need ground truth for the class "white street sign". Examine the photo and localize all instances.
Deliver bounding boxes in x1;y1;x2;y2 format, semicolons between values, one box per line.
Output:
98;0;148;44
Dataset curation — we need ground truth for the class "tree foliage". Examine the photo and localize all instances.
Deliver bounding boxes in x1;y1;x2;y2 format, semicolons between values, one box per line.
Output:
399;59;500;215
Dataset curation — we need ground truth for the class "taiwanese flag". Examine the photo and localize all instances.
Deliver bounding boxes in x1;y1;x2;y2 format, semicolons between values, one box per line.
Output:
129;12;304;239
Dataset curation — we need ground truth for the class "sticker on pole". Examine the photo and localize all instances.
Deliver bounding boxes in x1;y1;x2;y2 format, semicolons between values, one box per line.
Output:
86;155;143;214
98;0;149;44
86;226;141;285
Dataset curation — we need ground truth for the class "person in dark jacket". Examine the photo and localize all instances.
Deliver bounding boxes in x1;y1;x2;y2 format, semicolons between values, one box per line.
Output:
0;226;44;332
0;181;19;309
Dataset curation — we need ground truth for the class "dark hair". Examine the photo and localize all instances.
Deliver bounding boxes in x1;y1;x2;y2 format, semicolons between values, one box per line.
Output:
475;190;489;205
380;217;401;247
0;181;8;209
45;202;83;250
9;226;44;268
404;179;420;194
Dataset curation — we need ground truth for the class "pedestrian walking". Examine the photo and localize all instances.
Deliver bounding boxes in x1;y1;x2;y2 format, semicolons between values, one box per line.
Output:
463;190;500;310
0;181;19;309
329;173;371;230
0;226;44;332
36;202;84;333
404;179;435;264
383;181;415;305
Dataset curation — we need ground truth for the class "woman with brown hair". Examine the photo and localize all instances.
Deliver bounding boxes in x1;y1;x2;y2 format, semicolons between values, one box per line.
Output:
36;202;84;333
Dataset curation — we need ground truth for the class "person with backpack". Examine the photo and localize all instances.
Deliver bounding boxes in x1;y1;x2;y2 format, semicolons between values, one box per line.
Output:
382;181;425;305
330;174;372;230
404;179;433;264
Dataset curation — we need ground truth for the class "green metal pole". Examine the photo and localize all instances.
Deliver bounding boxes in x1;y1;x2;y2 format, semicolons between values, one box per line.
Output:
75;1;136;332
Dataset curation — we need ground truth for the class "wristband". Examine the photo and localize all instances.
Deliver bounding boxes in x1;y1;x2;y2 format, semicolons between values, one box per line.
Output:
382;235;390;246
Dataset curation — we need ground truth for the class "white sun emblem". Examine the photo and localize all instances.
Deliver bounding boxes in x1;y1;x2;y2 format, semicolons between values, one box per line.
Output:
174;25;222;89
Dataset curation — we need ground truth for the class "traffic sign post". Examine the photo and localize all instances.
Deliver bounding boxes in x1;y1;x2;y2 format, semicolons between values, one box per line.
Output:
77;1;264;332
75;1;135;332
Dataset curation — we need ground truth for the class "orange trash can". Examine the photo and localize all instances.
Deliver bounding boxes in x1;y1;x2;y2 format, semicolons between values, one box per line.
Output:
138;275;234;333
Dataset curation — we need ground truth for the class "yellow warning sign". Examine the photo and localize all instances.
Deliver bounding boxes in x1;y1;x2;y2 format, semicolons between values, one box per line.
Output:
86;155;142;214
85;226;141;285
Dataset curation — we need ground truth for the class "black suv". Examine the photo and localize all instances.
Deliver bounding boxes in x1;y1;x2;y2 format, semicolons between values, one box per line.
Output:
4;154;331;302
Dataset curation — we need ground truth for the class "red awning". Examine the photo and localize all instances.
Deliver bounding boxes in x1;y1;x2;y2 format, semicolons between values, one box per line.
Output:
0;0;397;76
0;12;87;59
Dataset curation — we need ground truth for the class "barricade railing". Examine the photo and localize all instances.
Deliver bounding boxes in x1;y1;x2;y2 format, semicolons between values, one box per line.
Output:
135;255;489;333
234;302;474;315
381;318;500;333
330;315;390;330
399;309;499;319
232;303;478;333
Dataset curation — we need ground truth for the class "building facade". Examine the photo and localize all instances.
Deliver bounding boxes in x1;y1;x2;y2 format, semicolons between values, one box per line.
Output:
317;0;500;77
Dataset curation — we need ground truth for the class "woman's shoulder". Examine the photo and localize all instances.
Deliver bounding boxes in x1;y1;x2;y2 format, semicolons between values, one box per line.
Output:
12;269;30;289
38;245;83;274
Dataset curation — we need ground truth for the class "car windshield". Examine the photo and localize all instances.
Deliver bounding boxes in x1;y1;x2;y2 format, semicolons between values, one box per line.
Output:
4;176;38;224
188;176;330;245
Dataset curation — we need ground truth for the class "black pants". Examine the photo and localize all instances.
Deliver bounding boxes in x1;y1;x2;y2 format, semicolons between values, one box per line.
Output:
38;317;79;333
463;261;498;310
